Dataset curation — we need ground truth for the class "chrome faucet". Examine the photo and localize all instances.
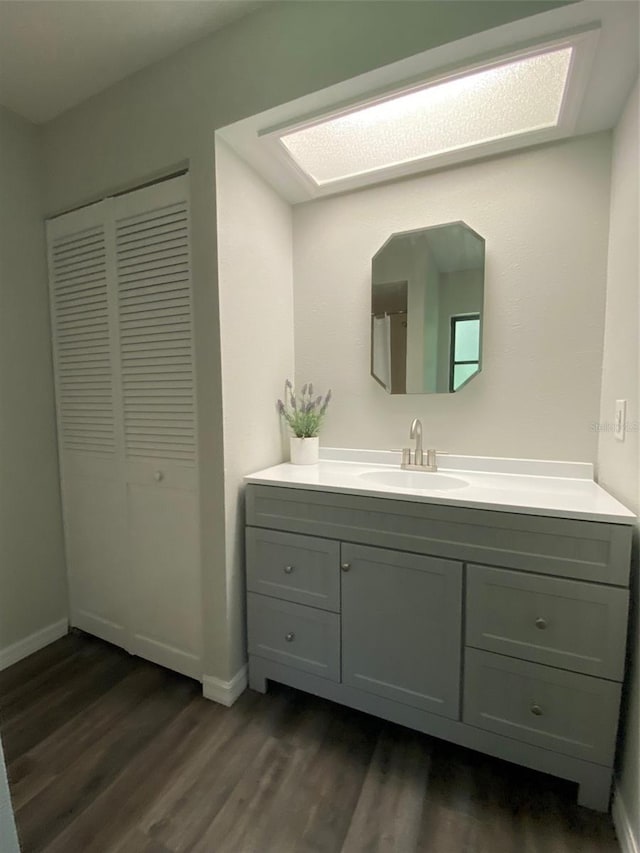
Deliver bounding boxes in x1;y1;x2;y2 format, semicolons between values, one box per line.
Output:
401;418;440;471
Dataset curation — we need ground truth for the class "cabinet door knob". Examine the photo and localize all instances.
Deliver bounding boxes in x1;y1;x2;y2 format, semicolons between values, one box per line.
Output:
154;470;164;482
535;617;547;630
285;632;295;642
531;703;543;716
341;562;351;572
284;565;294;574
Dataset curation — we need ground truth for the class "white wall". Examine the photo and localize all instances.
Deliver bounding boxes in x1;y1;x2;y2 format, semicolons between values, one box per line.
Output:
39;1;558;683
293;133;611;461
0;106;68;659
215;139;294;675
597;80;639;849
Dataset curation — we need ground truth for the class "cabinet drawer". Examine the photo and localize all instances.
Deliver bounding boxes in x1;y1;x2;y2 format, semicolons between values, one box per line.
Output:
247;593;340;682
463;649;621;765
466;565;628;679
246;528;340;612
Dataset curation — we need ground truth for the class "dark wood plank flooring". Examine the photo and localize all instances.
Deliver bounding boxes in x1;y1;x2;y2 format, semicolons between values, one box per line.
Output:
0;633;621;853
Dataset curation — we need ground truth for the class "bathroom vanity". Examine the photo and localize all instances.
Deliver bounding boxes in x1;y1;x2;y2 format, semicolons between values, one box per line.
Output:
244;451;634;811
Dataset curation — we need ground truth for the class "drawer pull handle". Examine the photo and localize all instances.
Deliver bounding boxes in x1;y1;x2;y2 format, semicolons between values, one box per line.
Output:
285;632;295;642
535;617;547;630
531;704;543;716
284;565;294;574
341;562;351;572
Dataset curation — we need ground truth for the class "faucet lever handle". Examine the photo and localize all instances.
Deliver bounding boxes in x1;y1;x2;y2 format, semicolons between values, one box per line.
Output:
426;449;450;467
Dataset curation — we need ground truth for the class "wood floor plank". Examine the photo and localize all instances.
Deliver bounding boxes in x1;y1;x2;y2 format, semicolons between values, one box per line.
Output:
41;691;222;853
0;634;623;853
0;634;110;723
293;708;384;853
191;736;290;853
8;660;165;810
200;698;336;853
0;632;84;697
1;648;132;764
15;672;197;853
340;726;432;853
112;828;173;853
132;690;272;851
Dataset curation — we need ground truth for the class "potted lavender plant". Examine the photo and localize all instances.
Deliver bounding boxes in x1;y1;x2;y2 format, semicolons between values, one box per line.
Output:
277;380;332;465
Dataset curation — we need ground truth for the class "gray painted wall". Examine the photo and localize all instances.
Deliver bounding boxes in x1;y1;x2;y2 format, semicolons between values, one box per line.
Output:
0;106;67;655
598;79;639;848
39;0;560;682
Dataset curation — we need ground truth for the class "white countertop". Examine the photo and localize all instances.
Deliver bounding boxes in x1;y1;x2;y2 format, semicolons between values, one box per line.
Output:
244;448;636;525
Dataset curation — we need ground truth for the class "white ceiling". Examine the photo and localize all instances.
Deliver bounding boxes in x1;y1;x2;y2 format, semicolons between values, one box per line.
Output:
0;0;265;124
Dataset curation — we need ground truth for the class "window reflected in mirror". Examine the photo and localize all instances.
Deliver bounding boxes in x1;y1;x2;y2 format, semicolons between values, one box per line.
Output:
371;222;485;395
450;314;480;391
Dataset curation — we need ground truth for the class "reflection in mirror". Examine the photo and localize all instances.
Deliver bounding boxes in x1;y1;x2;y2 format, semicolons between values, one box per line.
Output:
371;222;485;395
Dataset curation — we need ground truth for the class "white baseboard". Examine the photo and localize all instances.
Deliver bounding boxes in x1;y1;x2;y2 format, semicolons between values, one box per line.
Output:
0;619;69;672
613;785;639;853
202;665;248;707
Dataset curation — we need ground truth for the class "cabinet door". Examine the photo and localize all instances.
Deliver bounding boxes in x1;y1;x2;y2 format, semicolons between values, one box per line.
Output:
127;467;202;679
62;463;128;648
341;543;462;718
47;201;116;459
47;202;128;646
113;175;197;465
115;176;202;680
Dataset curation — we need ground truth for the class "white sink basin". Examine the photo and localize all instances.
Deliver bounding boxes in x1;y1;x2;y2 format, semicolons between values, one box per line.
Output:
359;469;468;491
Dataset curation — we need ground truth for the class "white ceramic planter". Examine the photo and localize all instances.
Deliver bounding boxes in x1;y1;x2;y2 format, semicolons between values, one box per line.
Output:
290;436;319;465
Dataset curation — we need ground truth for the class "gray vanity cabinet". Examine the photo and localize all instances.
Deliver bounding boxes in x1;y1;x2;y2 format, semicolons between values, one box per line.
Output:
245;484;632;812
341;544;462;718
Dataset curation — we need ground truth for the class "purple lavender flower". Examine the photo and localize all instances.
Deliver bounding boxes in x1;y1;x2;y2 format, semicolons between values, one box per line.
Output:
320;389;332;414
277;379;331;438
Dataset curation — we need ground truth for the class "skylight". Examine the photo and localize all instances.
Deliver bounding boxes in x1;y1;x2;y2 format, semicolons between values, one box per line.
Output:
278;45;574;187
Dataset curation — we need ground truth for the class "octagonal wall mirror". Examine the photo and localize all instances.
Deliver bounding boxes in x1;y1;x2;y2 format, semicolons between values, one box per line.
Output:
371;221;485;394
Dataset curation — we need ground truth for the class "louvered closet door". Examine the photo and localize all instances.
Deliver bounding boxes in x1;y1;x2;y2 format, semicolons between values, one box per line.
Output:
47;203;129;648
113;175;202;680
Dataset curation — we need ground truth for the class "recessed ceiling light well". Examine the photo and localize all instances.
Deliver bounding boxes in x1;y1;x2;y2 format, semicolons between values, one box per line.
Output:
270;32;598;190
